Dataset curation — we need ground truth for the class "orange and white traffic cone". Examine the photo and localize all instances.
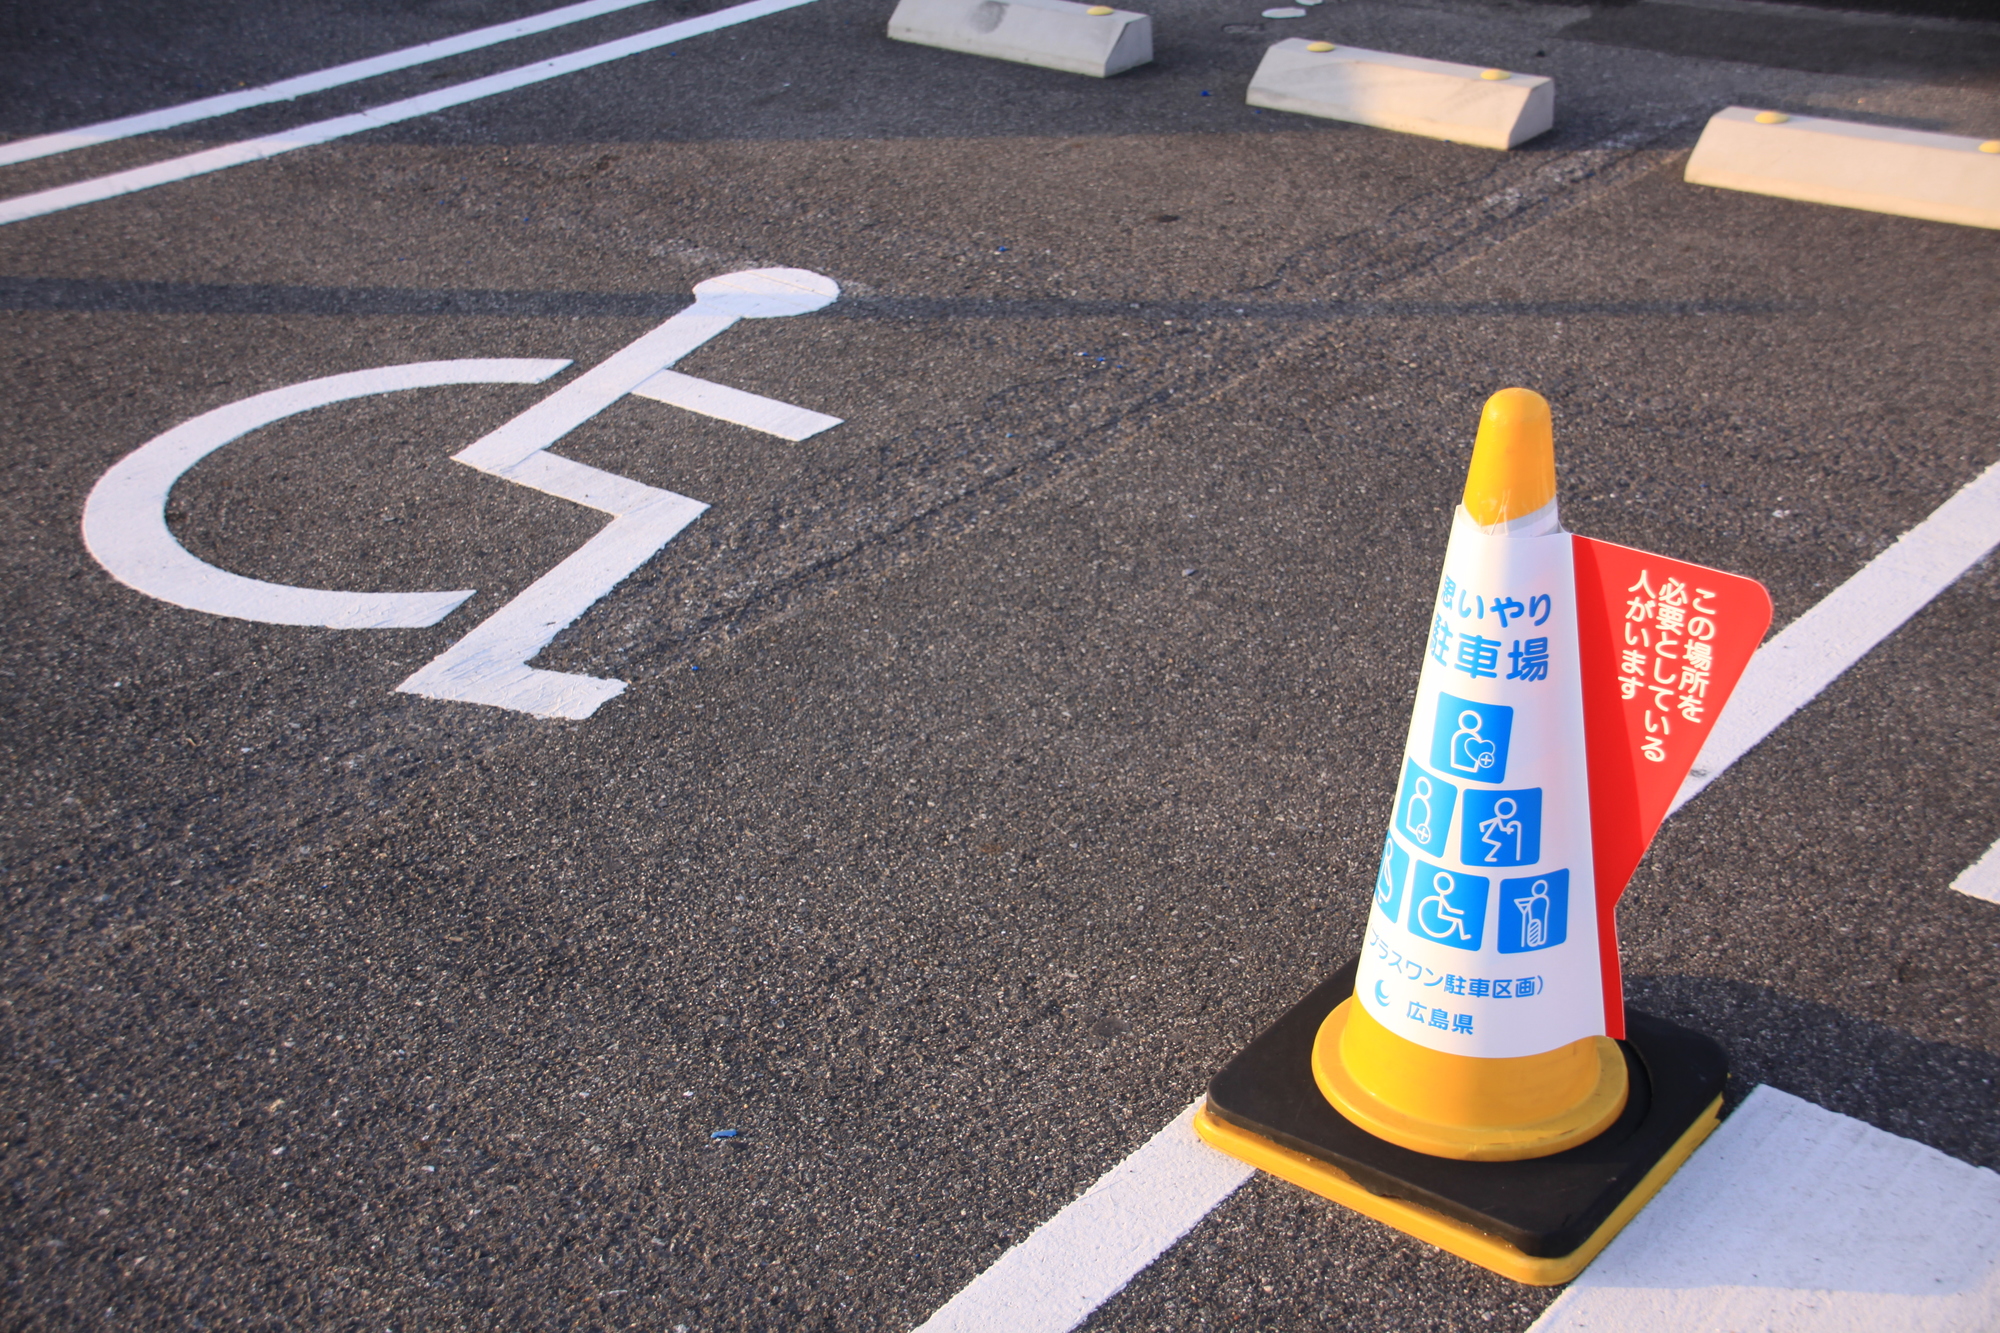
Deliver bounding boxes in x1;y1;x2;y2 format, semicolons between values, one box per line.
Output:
1196;388;1772;1284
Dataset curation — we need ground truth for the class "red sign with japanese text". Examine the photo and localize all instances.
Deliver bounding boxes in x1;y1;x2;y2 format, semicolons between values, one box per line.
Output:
1572;536;1771;1036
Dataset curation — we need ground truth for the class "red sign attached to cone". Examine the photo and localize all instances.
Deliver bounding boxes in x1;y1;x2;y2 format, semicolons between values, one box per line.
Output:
1575;540;1771;1036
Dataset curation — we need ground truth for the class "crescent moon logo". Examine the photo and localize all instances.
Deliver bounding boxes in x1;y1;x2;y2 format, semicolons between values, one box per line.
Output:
1373;980;1390;1007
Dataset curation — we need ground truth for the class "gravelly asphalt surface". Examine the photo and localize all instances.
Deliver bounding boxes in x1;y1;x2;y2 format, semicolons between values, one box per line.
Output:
3;1;1997;1329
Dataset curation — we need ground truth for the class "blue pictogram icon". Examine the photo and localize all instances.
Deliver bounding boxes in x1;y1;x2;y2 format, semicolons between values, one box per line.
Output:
1430;692;1513;784
1394;761;1457;858
1460;787;1544;867
1375;833;1413;925
1410;862;1490;951
1497;870;1569;953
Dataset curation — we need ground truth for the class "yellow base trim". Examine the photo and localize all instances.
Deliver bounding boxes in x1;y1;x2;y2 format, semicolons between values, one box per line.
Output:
1192;1096;1723;1286
1313;999;1629;1161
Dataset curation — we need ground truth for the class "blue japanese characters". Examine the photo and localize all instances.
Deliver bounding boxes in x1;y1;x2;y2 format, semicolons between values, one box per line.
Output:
1407;1001;1476;1035
1410;863;1490;951
1429;576;1557;685
1430;693;1513;784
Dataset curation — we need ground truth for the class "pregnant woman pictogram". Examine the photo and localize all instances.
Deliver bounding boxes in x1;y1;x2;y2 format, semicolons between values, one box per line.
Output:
1404;774;1437;845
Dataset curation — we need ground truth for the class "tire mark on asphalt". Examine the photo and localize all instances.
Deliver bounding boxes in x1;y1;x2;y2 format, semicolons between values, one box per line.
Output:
9;119;1754;924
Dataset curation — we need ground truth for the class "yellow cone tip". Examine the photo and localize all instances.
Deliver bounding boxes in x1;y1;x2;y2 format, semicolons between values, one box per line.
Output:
1463;387;1556;528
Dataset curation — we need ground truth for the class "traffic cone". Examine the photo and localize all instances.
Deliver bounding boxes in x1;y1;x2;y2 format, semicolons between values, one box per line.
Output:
1195;388;1772;1284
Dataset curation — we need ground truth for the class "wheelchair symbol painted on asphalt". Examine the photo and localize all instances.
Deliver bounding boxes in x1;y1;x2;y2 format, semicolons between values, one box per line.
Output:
81;268;842;719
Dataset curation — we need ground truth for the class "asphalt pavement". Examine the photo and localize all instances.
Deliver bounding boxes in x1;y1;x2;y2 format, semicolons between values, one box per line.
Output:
3;0;1997;1329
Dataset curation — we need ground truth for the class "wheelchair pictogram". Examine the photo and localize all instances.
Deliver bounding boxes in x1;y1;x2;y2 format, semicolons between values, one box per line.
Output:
1410;862;1489;951
81;268;843;720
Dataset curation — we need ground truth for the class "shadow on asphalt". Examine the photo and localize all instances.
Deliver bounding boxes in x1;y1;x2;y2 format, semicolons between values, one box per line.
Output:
1629;971;2000;1172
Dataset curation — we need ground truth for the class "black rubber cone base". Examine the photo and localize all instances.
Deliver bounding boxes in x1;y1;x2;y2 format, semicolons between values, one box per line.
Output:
1197;957;1727;1285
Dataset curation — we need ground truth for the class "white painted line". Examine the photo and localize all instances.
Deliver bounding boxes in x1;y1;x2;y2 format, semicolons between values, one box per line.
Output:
81;358;568;629
0;0;820;227
911;1102;1254;1333
1528;1085;2000;1332
1952;837;2000;905
922;457;2000;1328
451;268;841;473
451;313;741;474
0;0;662;168
496;447;671;515
630;368;843;441
1673;457;2000;816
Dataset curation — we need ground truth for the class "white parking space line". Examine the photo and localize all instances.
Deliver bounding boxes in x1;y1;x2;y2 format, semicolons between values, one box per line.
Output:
0;0;663;168
910;1102;1254;1333
1527;1085;2000;1333
1672;457;2000;817
0;0;820;227
1954;839;2000;906
918;455;2000;1330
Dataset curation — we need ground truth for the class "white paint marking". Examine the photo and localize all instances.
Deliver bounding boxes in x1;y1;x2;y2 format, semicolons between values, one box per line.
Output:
1528;1085;2000;1332
630;369;843;441
911;1102;1254;1333
399;269;839;717
0;0;821;227
921;456;2000;1328
81;359;568;628
1952;837;2000;905
394;462;709;719
1674;457;2000;816
83;268;840;720
0;0;664;168
451;314;740;474
451;268;841;474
